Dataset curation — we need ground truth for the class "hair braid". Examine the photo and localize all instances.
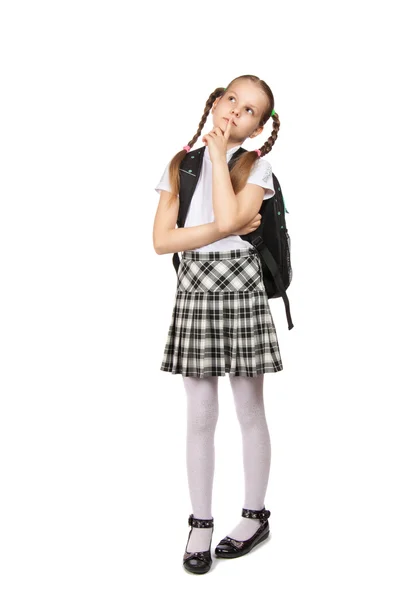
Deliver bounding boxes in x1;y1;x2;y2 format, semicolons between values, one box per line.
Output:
167;87;225;199
256;111;280;157
187;87;224;148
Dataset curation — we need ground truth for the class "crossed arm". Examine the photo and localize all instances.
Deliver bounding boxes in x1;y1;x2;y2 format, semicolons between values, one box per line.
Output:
153;162;264;255
211;158;265;234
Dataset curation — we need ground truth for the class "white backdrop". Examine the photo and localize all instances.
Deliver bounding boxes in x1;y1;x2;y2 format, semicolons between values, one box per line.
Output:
1;0;399;598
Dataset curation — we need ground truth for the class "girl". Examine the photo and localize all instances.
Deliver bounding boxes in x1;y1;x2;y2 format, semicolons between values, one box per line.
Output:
153;75;283;575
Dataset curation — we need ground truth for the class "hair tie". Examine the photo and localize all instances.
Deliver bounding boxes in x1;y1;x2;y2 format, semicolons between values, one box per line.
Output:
183;145;191;152
271;109;275;116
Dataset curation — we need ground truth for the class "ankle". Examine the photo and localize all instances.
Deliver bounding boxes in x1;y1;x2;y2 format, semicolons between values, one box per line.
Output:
185;514;214;553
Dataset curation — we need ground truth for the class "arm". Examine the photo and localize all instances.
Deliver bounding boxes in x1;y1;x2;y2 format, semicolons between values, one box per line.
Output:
153;190;229;255
211;158;265;234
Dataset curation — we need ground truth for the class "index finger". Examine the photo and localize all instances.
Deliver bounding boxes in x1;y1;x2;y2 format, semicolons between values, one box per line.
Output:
224;116;234;138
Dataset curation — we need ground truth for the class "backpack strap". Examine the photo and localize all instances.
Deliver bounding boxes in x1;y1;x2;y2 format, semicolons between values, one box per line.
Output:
251;235;294;330
177;147;206;227
173;251;181;274
172;146;207;274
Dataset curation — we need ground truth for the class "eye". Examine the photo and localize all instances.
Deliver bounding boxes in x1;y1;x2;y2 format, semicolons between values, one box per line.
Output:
228;96;254;115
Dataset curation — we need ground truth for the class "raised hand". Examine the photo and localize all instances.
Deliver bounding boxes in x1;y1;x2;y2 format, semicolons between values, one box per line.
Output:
202;116;234;163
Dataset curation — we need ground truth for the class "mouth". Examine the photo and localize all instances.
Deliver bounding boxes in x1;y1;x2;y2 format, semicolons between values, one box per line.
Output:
224;117;236;126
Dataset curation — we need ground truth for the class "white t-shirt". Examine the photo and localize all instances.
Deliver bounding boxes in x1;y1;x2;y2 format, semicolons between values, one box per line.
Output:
154;144;275;252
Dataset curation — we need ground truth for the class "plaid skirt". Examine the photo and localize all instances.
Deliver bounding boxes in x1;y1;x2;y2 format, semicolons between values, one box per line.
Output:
160;247;283;378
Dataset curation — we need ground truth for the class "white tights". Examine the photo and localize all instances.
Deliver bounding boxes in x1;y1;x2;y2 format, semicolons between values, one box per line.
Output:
182;374;271;551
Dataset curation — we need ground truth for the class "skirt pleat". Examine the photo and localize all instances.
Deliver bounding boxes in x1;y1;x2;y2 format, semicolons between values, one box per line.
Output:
160;247;283;378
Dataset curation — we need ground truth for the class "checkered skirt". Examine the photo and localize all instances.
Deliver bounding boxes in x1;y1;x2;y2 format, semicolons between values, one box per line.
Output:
160;247;283;377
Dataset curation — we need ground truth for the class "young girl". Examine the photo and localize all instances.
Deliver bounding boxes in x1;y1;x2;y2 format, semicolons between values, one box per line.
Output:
153;74;283;575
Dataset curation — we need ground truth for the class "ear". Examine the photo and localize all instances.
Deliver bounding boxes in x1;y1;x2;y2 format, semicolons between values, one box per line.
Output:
249;125;264;139
212;97;221;113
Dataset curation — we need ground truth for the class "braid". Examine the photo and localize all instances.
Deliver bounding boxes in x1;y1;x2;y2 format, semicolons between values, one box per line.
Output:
256;110;280;157
167;87;225;199
229;104;280;194
186;87;225;148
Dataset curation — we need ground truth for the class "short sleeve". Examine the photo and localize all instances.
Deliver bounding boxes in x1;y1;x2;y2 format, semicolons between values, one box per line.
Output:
154;160;172;194
246;158;275;201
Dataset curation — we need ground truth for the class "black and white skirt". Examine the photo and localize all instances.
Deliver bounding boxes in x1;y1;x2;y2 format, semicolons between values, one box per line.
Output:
160;247;283;378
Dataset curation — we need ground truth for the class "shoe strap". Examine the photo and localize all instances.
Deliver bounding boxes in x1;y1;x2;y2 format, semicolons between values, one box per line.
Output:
188;514;214;528
242;507;271;521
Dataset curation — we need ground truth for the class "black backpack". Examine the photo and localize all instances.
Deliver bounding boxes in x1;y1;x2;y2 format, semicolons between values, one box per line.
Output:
172;145;294;330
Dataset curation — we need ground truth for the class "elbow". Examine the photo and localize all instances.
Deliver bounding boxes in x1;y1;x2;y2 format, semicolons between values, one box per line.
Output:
217;220;236;235
154;243;166;255
215;211;239;235
154;227;176;254
153;236;166;255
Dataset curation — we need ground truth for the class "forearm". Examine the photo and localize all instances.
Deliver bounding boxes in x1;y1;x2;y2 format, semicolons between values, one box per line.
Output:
212;158;240;233
155;221;228;255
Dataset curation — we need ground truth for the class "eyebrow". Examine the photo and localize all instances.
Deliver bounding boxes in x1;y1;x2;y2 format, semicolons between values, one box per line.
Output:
229;91;259;112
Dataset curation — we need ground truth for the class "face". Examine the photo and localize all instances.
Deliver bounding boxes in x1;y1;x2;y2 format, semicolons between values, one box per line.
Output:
211;80;267;147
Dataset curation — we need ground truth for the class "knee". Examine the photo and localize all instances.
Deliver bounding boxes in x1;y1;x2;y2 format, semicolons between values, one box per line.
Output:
235;406;266;431
184;377;219;435
188;406;219;435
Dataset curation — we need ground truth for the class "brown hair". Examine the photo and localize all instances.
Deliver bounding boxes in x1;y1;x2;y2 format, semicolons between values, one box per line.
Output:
167;74;280;201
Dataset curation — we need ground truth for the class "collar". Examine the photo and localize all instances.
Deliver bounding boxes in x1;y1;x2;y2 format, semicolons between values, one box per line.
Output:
204;144;242;162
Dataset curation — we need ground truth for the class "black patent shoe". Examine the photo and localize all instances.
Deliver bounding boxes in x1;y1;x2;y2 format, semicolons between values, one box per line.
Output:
214;507;271;559
183;514;214;574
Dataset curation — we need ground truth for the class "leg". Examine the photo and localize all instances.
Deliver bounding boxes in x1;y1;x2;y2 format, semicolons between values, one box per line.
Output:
228;373;271;541
183;375;219;552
